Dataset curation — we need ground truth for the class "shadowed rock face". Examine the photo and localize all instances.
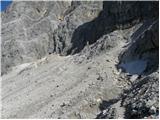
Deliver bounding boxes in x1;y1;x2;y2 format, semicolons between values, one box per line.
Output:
94;2;158;49
1;1;159;119
52;1;158;55
103;1;158;26
1;1;159;75
1;1;103;75
118;19;159;76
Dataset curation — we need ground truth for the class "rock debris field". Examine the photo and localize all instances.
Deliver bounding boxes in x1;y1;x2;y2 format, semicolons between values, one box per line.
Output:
1;1;159;119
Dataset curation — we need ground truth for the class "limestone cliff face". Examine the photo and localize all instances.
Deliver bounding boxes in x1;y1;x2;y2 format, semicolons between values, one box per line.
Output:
63;1;158;55
1;1;102;74
1;1;159;119
1;1;158;75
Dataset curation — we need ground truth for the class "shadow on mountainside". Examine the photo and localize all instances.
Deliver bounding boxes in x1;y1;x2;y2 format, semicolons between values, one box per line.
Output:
92;1;159;119
67;1;158;55
117;19;159;76
95;17;159;120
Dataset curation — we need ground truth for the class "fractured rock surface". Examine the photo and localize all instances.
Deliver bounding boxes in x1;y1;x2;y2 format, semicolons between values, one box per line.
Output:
1;1;159;119
1;1;103;75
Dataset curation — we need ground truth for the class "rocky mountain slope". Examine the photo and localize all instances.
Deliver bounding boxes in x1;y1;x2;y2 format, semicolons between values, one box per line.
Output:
1;1;159;119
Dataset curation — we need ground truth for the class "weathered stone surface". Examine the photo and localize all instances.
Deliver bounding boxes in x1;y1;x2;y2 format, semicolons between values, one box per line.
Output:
52;1;158;55
118;19;159;75
1;1;103;74
122;72;159;119
51;1;103;55
1;1;159;119
1;1;158;74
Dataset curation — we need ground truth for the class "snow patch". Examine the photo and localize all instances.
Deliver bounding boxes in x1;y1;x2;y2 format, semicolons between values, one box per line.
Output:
119;60;147;75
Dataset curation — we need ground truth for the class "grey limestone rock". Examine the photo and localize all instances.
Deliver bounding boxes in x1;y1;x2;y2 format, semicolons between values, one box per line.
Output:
1;1;158;75
1;1;159;119
1;1;103;74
